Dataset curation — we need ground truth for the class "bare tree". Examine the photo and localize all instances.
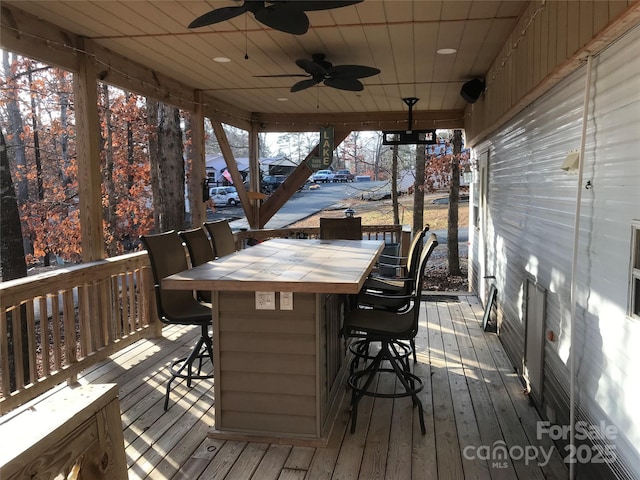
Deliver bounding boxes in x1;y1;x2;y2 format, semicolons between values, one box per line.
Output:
391;139;399;225
101;84;118;256
447;129;463;276
147;99;186;232
2;51;28;202
412;143;426;235
1;129;29;389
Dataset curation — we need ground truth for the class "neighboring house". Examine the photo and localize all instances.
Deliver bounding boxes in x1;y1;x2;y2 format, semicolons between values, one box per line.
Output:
205;155;249;184
468;25;640;479
205;155;296;185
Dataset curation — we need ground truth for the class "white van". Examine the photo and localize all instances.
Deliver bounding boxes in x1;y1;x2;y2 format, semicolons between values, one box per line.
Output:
209;186;240;206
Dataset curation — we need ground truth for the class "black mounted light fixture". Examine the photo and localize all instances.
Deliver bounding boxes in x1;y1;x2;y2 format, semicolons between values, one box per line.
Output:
460;78;485;104
382;97;437;145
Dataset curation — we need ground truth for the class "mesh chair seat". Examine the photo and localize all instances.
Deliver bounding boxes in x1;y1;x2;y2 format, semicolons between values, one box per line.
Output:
140;230;214;410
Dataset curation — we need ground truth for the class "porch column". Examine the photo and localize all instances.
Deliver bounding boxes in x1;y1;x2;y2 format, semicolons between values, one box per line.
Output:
248;122;260;229
74;38;104;262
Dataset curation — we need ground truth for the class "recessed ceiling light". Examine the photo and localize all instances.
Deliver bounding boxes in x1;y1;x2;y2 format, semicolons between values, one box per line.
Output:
437;48;457;55
277;97;288;102
213;56;231;63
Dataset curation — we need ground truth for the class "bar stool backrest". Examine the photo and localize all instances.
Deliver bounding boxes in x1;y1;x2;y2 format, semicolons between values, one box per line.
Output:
319;217;362;240
178;227;215;302
140;230;205;322
203;220;236;258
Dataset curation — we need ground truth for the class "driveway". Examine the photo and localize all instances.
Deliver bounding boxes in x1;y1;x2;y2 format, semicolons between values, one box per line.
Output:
210;181;388;230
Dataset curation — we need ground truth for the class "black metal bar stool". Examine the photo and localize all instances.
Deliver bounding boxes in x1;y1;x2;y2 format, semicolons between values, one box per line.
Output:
343;234;438;434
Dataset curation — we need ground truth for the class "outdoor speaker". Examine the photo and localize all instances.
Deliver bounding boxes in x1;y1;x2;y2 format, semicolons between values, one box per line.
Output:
460;79;485;104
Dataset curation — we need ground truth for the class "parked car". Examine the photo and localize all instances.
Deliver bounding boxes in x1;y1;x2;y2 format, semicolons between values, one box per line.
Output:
209;186;239;206
333;169;355;182
261;175;287;193
311;169;335;183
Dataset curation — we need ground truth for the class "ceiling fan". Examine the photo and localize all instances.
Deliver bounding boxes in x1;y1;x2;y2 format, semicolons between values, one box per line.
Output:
188;1;363;35
255;54;380;92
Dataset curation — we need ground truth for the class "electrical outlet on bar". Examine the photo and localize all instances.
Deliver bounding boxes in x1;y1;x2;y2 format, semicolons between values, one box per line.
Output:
256;291;275;310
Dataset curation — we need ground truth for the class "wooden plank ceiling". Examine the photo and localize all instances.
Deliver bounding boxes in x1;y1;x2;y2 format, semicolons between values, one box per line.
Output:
3;0;526;130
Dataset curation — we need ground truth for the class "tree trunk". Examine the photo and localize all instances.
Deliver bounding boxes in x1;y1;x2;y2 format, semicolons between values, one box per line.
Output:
448;129;463;276
184;113;197;222
1;128;29;390
2;51;28;203
59;73;71;186
146;99;162;231
102;85;118;257
413;142;426;235
27;67;44;200
391;140;399;225
149;102;185;232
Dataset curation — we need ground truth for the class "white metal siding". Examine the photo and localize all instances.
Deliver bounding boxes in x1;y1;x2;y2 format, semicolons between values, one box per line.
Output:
470;24;640;479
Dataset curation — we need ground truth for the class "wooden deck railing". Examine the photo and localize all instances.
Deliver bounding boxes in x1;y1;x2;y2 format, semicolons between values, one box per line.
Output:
0;252;160;414
0;224;407;414
234;224;405;246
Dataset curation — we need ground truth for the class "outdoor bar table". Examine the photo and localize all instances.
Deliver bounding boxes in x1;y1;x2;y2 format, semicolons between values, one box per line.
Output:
162;238;384;445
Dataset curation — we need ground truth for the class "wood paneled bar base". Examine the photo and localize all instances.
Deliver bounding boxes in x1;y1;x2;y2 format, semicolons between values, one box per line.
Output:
163;239;384;445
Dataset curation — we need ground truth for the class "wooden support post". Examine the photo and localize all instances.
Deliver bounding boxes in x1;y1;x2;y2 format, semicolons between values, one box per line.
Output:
74;38;104;262
209;119;254;226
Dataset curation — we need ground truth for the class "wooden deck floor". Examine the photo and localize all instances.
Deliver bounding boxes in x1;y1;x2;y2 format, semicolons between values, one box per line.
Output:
77;295;569;479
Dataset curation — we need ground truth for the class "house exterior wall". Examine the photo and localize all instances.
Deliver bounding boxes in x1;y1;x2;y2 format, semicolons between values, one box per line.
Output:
468;25;640;479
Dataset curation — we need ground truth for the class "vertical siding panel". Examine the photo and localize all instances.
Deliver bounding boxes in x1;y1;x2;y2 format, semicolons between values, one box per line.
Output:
556;1;569;65
538;3;548;84
546;1;558;75
566;1;581;57
593;1;610;33
579;1;595;46
529;7;538;90
609;0;631;19
471;24;640;479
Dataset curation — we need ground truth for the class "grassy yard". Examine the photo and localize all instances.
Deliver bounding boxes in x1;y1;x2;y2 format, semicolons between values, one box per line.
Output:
290;192;469;231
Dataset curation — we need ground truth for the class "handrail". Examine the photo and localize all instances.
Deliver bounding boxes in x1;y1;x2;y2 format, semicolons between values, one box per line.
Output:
0;251;160;414
0;224;405;414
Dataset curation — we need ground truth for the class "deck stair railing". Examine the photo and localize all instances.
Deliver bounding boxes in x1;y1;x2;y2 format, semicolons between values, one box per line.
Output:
0;224;406;413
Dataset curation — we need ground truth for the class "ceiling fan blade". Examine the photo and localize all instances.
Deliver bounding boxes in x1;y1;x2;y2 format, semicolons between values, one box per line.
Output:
294;1;363;11
254;4;309;35
188;6;247;28
291;78;322;92
253;74;310;78
329;65;381;79
295;58;328;77
324;77;364;91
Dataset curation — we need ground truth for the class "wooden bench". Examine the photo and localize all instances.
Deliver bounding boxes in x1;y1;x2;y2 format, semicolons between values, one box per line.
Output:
0;384;127;480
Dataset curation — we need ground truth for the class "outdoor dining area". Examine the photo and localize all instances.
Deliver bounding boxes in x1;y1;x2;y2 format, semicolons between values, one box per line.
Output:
1;219;567;479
